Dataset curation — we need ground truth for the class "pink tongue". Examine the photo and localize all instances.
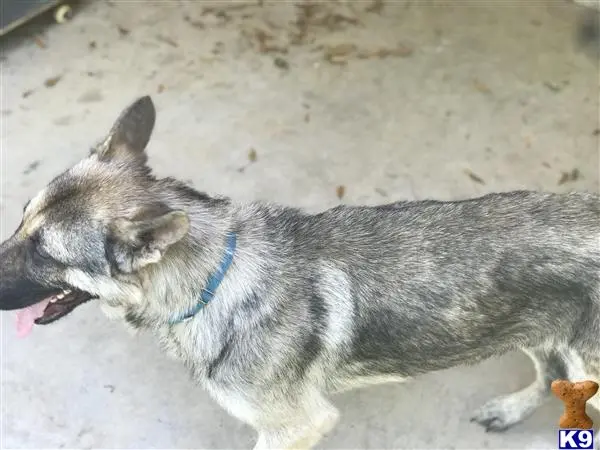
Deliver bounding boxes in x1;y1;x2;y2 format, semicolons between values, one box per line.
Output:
15;298;52;338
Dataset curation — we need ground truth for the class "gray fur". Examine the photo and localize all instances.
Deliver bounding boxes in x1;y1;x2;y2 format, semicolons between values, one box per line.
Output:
1;96;599;449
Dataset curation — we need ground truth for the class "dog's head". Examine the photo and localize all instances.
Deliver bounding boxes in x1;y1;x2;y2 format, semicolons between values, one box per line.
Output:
0;96;191;336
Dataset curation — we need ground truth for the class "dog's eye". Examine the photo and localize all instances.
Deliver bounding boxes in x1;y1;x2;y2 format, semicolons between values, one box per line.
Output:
35;245;52;260
31;238;52;260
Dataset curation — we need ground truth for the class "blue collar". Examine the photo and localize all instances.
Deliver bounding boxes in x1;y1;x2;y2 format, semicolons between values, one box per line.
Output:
170;232;237;324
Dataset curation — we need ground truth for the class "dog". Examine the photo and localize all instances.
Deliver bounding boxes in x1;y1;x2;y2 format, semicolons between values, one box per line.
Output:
1;96;599;449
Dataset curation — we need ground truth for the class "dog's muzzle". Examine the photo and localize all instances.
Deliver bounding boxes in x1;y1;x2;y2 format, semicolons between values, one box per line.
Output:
0;236;95;337
0;237;54;311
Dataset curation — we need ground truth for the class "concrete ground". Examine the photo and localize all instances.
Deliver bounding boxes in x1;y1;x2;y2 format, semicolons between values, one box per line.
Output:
1;1;599;449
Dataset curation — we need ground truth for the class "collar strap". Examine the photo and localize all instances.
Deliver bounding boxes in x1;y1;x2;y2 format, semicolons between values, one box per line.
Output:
170;232;237;324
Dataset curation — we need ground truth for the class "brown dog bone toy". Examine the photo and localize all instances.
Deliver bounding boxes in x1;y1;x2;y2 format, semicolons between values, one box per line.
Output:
551;379;599;430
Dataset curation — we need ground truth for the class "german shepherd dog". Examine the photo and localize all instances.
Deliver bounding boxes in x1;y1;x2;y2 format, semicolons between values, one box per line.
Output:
1;97;598;449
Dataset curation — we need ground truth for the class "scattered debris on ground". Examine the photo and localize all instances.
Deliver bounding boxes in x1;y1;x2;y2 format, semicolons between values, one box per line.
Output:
33;35;46;49
365;0;384;14
77;89;103;103
323;43;356;64
212;41;225;55
22;160;40;175
44;76;62;88
183;14;205;29
321;42;413;65
238;148;258;173
544;80;568;93
117;25;130;36
179;1;414;66
356;44;413;59
156;34;179;48
557;168;581;185
273;56;290;70
248;148;258;162
464;169;485;185
473;79;491;94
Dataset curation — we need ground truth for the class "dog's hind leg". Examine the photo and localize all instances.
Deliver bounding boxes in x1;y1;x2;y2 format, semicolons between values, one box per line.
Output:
471;348;568;432
253;390;339;450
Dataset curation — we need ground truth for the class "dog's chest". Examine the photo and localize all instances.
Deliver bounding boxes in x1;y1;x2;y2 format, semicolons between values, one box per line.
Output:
155;322;224;377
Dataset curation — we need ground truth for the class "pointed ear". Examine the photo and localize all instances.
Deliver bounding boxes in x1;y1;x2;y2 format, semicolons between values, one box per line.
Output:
93;96;156;165
107;206;189;272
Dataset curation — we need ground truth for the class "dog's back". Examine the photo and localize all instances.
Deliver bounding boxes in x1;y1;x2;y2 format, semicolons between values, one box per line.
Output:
263;191;599;383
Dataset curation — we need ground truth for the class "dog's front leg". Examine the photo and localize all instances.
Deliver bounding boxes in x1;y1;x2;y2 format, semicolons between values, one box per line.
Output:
253;416;338;450
252;393;339;450
254;428;317;450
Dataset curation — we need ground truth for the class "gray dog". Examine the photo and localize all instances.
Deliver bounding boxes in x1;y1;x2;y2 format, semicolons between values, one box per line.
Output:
1;97;598;449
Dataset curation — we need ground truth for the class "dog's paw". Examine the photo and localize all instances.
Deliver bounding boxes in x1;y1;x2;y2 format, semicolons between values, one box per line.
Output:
470;397;525;432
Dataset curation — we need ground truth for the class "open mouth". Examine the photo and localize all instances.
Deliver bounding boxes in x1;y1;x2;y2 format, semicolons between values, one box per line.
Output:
15;288;95;338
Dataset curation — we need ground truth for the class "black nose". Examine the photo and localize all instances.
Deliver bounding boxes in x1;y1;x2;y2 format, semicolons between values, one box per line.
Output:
0;237;54;310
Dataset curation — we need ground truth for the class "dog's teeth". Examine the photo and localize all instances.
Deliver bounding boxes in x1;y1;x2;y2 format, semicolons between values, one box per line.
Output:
56;293;65;300
50;297;58;303
63;289;71;295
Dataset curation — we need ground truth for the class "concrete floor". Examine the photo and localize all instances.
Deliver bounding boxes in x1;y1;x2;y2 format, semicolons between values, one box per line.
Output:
1;1;599;449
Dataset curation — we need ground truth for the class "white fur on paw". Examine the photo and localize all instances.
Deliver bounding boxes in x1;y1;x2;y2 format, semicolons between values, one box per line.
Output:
471;397;527;432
